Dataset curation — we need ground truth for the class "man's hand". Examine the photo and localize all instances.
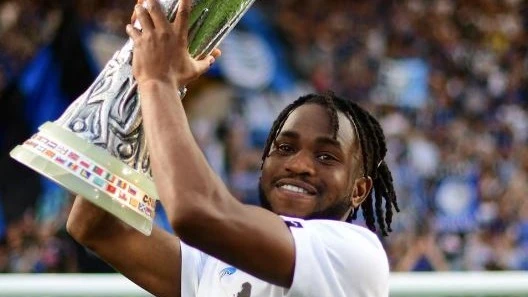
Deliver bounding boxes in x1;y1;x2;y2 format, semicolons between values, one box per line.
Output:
126;0;221;88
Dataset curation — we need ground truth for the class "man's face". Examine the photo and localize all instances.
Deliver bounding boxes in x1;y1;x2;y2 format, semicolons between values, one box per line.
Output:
260;103;364;220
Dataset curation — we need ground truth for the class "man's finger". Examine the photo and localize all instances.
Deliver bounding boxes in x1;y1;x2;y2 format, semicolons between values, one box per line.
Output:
145;0;169;30
135;4;155;31
211;48;222;59
130;0;145;24
173;0;192;42
194;55;216;75
126;24;142;41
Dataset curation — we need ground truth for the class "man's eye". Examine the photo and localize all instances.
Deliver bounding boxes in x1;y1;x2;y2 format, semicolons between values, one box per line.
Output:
317;153;337;162
277;143;294;153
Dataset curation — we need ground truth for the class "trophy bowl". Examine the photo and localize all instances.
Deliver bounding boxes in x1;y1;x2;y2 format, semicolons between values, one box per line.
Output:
10;0;256;235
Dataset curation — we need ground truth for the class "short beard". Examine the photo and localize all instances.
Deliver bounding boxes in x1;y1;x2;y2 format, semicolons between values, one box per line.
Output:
258;182;352;221
258;182;273;211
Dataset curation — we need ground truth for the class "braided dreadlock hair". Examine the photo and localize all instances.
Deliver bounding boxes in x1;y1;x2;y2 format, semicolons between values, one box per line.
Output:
260;92;399;235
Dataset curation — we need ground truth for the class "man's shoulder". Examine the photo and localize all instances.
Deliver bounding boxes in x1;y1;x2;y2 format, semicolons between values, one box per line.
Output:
281;216;383;250
279;217;389;296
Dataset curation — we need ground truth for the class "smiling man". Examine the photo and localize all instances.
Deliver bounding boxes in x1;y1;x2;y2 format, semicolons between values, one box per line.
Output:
260;102;370;221
66;0;399;296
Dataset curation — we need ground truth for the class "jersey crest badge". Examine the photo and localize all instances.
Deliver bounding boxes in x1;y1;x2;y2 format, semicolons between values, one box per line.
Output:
219;266;237;280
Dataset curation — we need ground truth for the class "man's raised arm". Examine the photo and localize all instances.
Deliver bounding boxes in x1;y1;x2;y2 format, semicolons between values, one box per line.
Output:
128;0;297;288
67;196;183;297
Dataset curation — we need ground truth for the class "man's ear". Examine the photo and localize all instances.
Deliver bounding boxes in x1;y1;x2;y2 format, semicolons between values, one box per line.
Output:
350;176;373;207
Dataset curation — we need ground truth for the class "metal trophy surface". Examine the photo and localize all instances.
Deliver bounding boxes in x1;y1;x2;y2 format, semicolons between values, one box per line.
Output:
10;0;256;235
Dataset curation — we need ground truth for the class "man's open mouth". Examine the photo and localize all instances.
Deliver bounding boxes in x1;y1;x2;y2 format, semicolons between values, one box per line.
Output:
275;179;317;195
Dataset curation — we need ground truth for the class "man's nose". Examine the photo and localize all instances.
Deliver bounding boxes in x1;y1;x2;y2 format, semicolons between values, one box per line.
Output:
285;150;316;176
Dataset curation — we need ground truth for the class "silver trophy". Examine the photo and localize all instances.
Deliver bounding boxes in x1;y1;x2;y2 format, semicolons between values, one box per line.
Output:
10;0;256;235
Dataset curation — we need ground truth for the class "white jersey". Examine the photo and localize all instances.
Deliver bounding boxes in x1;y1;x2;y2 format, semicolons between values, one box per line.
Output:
180;216;389;297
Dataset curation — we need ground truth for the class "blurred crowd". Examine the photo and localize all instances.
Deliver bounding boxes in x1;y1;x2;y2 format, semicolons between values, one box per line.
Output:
0;0;527;273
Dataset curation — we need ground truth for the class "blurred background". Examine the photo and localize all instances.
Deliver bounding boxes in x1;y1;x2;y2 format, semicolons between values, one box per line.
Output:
0;0;527;274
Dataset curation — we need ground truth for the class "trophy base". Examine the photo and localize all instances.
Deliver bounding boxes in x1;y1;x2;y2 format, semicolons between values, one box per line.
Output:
10;122;158;236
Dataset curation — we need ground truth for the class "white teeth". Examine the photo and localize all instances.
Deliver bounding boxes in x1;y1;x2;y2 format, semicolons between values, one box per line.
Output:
280;184;308;194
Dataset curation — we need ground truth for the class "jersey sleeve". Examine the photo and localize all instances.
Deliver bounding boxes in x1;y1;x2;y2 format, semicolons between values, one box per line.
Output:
180;240;207;297
281;217;390;297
